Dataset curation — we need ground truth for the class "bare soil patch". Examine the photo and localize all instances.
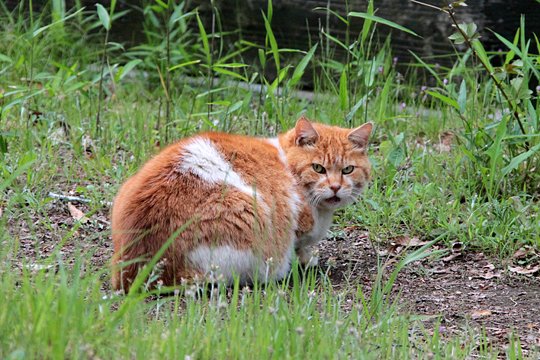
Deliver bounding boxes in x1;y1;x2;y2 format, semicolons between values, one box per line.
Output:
319;226;540;354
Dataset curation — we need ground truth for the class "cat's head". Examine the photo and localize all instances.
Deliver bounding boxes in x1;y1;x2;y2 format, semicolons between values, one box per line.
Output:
281;117;372;210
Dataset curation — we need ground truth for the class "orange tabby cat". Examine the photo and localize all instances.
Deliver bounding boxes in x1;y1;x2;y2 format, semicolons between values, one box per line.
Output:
111;117;372;291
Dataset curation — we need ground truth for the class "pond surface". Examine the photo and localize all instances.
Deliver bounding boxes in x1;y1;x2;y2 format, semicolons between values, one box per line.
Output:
7;1;540;68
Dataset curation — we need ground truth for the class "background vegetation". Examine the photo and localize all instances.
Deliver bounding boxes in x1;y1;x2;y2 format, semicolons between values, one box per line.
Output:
1;0;539;358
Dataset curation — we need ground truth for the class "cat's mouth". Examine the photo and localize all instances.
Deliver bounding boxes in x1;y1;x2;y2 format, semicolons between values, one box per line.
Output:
325;196;341;204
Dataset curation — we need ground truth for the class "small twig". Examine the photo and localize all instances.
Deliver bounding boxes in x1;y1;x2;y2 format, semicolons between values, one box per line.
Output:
48;192;90;203
96;29;109;137
208;1;217;119
156;64;170;142
409;0;442;12
97;218;111;226
48;192;113;207
165;0;172;143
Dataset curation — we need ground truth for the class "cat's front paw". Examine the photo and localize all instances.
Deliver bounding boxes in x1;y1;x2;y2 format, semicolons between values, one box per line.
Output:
297;247;319;267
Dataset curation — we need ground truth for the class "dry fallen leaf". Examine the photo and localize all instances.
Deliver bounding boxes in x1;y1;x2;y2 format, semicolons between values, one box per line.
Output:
483;272;501;279
441;253;461;262
512;246;535;259
433;131;454;153
431;267;452;274
386;236;431;255
508;265;540;275
395;236;430;247
470;263;502;279
67;202;88;223
386;245;404;255
512;249;527;259
471;309;492;319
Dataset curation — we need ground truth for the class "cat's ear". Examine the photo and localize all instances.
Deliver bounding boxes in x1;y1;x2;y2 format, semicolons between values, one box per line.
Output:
348;122;372;151
294;116;319;146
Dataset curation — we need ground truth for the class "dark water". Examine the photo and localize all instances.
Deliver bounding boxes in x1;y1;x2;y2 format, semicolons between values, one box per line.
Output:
193;0;540;64
6;0;540;65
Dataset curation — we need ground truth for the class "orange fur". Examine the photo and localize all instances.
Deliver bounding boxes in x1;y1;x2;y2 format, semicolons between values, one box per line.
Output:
111;118;371;291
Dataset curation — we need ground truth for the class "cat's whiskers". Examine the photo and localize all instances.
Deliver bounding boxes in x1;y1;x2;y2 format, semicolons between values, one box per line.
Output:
309;194;320;207
308;192;321;208
351;189;365;198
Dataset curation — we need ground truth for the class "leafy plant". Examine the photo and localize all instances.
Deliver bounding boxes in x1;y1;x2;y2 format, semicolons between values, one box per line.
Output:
413;0;540;197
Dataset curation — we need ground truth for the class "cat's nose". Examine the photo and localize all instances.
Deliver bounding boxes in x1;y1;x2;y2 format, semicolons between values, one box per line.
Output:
329;184;341;193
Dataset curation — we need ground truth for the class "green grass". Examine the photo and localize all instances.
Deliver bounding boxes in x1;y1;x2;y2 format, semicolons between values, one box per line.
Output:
1;0;539;358
0;258;488;359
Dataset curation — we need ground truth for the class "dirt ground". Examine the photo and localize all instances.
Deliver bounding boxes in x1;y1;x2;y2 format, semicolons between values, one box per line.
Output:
319;226;540;355
8;198;540;355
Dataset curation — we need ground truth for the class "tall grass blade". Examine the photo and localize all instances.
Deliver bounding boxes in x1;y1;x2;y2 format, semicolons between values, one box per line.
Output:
339;69;348;111
348;12;421;38
501;142;540;176
96;4;110;30
33;7;85;37
288;44;317;88
196;12;211;65
262;13;280;72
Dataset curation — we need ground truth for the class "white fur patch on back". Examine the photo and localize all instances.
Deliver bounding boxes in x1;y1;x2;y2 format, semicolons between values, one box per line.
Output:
266;137;301;225
266;137;287;165
187;245;292;283
288;190;301;220
179;137;259;199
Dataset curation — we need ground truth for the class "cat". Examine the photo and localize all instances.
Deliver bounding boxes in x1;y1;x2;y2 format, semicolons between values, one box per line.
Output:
111;117;372;291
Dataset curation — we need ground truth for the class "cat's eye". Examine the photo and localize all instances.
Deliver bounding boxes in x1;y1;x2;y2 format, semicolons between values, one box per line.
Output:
342;165;355;174
312;163;326;174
